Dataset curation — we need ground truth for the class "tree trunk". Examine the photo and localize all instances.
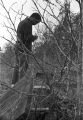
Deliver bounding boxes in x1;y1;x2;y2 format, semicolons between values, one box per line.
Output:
77;0;83;116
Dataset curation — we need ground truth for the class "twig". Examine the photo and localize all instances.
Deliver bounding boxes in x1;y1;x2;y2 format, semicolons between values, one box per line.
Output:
0;36;14;45
0;0;16;32
20;0;27;21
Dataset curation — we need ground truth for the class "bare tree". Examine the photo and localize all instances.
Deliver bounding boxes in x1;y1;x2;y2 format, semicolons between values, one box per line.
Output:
32;0;82;117
0;0;82;119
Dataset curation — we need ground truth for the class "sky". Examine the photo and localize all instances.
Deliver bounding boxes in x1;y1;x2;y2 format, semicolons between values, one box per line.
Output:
0;0;80;50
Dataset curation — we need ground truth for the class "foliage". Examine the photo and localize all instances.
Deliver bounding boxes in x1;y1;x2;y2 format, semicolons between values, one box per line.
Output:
1;43;15;84
2;43;15;65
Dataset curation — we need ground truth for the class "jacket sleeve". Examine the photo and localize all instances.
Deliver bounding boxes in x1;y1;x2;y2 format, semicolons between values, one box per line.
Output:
27;35;38;42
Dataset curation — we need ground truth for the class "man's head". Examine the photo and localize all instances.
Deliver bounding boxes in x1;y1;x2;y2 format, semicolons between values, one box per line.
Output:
29;13;41;25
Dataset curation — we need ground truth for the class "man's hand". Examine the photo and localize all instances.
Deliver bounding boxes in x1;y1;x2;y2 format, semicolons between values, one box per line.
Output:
32;35;38;42
33;35;38;40
27;35;38;42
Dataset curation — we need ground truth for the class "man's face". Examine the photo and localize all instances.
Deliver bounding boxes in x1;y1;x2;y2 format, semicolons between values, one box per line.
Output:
29;17;41;25
33;20;40;25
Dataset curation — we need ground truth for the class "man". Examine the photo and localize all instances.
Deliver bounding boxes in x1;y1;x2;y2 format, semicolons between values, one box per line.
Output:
12;13;41;86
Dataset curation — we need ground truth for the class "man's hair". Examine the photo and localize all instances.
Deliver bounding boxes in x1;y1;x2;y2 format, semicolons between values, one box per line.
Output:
30;13;41;22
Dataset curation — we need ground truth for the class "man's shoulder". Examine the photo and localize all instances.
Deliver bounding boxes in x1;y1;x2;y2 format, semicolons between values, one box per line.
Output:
18;18;32;27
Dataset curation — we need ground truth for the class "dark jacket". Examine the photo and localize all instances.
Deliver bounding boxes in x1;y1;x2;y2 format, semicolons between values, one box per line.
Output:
17;17;36;51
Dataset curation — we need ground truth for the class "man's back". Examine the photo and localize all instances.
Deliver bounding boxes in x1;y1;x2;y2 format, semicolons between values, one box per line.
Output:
17;18;32;46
